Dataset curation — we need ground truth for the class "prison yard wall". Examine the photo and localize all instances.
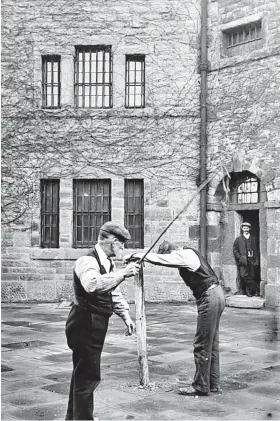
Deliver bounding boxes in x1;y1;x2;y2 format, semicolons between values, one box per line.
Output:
205;0;280;306
2;0;280;307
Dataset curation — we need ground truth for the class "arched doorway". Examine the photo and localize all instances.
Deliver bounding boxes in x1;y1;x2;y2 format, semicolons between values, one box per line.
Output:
212;170;266;297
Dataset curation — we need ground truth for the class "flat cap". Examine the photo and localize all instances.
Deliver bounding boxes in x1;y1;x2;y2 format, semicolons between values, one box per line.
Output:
99;221;131;241
241;222;251;227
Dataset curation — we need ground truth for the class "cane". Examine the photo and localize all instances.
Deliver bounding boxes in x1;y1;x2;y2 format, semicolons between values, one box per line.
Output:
137;171;220;264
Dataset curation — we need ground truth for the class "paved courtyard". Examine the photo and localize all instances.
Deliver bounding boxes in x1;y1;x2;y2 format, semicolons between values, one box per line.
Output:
1;302;280;420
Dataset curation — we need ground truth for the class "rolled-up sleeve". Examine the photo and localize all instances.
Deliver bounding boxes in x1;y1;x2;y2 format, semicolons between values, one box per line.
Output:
112;286;130;320
143;249;200;271
75;256;125;294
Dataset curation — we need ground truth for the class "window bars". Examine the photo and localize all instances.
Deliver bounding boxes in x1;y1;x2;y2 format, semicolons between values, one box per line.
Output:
42;56;61;108
75;46;112;108
236;176;259;204
73;179;111;248
41;179;60;248
226;21;262;48
125;55;145;108
124;179;144;248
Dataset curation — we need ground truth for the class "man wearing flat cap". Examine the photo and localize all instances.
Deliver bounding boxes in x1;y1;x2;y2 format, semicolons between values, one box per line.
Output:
233;222;259;297
65;221;140;420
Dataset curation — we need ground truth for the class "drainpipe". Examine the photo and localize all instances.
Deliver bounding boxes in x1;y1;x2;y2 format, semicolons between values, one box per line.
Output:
199;0;208;257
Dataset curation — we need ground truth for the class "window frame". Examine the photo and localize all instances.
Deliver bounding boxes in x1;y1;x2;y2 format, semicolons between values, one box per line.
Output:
40;179;60;248
42;55;61;109
224;20;262;49
229;172;260;204
73;179;111;248
74;45;113;109
125;54;145;109
124;179;144;248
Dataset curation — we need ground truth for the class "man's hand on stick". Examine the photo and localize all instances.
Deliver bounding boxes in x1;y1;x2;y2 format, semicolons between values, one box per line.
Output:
123;253;142;264
122;261;140;278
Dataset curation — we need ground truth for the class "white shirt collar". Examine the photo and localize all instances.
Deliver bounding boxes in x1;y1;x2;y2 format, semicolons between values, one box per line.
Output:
95;243;111;273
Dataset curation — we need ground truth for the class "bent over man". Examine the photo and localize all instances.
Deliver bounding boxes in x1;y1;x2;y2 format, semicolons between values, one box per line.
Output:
65;221;140;420
124;240;225;396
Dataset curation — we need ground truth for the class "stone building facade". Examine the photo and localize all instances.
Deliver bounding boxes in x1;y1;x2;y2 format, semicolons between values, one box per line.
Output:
2;0;280;307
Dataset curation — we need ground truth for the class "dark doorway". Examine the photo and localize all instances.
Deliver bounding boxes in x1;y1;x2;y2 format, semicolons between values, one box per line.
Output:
238;210;259;240
237;210;261;290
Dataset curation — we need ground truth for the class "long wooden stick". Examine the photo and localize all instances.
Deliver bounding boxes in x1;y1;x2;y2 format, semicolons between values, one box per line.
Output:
139;172;217;263
134;264;149;386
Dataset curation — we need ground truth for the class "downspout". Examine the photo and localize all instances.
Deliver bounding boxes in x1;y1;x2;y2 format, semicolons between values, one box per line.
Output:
199;0;208;257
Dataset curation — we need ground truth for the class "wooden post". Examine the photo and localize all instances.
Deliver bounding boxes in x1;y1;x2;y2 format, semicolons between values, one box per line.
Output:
134;264;149;386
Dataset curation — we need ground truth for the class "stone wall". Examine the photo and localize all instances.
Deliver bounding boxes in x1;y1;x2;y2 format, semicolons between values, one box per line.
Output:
206;0;280;306
1;0;200;302
2;0;280;307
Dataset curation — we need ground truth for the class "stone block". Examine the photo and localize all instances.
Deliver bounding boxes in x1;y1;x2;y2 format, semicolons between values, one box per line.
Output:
265;284;280;308
145;207;173;221
207;211;221;225
221;264;237;293
267;255;280;269
1;274;20;281
26;281;57;301
31;222;39;231
56;281;75;301
209;252;221;269
60;200;72;209
267;238;278;255
31;233;40;247
189;225;199;239
208;239;220;252
267;189;280;202
208;225;220;239
226;295;265;309
266;208;279;224
267;268;277;283
111;208;124;222
1;282;27;302
213;267;221;279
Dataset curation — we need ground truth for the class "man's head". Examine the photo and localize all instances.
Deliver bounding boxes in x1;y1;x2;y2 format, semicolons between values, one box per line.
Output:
157;240;177;254
98;221;131;257
241;222;251;234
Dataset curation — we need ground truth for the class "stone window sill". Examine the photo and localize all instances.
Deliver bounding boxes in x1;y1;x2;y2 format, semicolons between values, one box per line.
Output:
30;247;146;261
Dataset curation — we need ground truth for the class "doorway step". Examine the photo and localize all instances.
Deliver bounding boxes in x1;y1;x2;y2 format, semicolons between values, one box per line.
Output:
226;295;265;309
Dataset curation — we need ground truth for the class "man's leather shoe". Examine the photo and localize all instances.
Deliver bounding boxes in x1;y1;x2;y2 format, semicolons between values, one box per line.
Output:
210;387;221;392
178;386;208;396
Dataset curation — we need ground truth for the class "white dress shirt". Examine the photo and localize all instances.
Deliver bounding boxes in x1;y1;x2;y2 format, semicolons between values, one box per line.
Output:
142;249;201;271
74;243;130;320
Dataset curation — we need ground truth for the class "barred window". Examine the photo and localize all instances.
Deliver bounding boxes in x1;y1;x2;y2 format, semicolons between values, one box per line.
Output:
236;176;259;204
75;46;112;108
124;179;144;248
41;179;60;248
125;55;145;108
227;172;260;204
225;21;262;49
73;179;111;248
42;55;61;108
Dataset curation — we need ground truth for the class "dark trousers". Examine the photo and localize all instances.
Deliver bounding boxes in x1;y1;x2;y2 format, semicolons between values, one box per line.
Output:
239;261;259;296
65;305;109;420
192;285;225;393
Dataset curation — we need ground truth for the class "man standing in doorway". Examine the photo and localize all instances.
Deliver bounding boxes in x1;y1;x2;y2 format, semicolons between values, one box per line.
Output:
233;222;259;297
65;221;140;420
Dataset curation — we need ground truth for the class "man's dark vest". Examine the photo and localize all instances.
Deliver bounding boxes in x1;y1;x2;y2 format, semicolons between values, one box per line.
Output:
179;247;219;300
73;246;113;316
